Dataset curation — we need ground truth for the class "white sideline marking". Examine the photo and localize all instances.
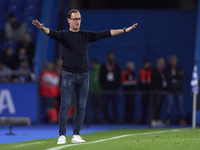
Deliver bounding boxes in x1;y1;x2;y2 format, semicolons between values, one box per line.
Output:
46;129;180;150
181;139;200;141
13;142;45;148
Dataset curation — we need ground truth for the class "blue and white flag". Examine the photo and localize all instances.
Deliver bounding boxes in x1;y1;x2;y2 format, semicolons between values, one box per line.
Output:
191;65;199;94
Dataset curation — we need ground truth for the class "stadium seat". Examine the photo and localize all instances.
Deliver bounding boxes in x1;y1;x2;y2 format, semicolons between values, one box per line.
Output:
25;16;40;40
0;0;9;7
24;5;40;18
9;0;25;5
9;0;25;8
26;0;42;5
25;16;34;28
31;28;39;42
0;8;6;23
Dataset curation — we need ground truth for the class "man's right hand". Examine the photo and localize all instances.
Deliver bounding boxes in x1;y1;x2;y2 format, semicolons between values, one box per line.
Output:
32;19;44;29
32;19;50;34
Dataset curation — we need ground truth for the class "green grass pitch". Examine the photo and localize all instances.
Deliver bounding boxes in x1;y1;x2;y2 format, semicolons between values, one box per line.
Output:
1;128;200;150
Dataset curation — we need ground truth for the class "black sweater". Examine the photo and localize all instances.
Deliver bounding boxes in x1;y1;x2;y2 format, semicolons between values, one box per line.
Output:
99;62;121;91
164;65;184;92
151;68;167;91
48;29;111;73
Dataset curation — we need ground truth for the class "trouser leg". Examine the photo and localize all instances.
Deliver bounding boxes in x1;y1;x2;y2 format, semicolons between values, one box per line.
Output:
102;94;111;122
73;73;90;135
141;93;149;123
59;72;75;136
124;94;135;123
154;93;165;121
166;94;174;119
112;94;119;122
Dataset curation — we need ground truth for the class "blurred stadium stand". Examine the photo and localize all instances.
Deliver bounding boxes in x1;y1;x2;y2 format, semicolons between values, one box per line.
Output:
2;41;18;53
0;0;42;50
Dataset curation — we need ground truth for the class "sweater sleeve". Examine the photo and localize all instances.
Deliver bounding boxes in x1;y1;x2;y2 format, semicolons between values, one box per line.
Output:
88;30;111;42
47;29;64;42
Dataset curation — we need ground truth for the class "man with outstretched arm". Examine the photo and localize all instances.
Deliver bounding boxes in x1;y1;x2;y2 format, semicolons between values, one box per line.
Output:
32;9;138;145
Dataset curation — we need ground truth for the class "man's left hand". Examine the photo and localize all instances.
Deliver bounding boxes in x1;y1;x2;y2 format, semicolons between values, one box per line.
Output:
125;23;138;32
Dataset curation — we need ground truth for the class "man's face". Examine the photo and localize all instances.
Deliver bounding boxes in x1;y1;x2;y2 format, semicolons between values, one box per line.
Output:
19;48;26;55
9;17;15;23
23;33;31;42
144;62;151;68
90;61;95;68
68;12;81;31
107;53;115;62
20;61;27;68
169;57;177;66
0;63;4;70
6;47;13;56
157;58;165;69
126;62;135;71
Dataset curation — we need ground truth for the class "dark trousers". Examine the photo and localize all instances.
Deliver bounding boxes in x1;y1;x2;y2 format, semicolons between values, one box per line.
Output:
102;92;119;123
166;93;184;120
89;92;102;123
59;71;90;136
124;94;135;123
151;91;165;121
141;92;150;124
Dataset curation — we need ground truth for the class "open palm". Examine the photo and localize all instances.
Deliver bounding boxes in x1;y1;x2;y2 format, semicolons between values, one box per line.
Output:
32;19;43;29
126;23;138;32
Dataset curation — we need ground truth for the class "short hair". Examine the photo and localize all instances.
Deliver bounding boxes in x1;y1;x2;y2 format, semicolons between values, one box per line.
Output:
19;46;26;50
157;57;164;63
91;59;98;64
143;58;151;64
5;46;13;51
107;51;114;56
168;55;177;62
67;9;80;18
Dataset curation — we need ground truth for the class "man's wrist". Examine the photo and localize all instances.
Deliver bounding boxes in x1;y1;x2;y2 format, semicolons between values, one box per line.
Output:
123;27;127;33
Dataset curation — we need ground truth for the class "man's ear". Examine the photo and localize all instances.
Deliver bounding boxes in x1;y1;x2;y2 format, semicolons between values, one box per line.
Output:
67;18;70;23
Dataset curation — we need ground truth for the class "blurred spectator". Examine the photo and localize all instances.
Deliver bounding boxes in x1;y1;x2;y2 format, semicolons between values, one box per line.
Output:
3;13;26;41
121;61;137;124
39;61;61;123
0;60;12;82
138;58;152;124
15;59;32;83
89;59;102;123
164;55;186;125
0;46;17;70
0;43;2;51
16;33;35;70
55;58;62;110
99;52;121;123
16;47;29;68
151;57;167;127
55;58;63;76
